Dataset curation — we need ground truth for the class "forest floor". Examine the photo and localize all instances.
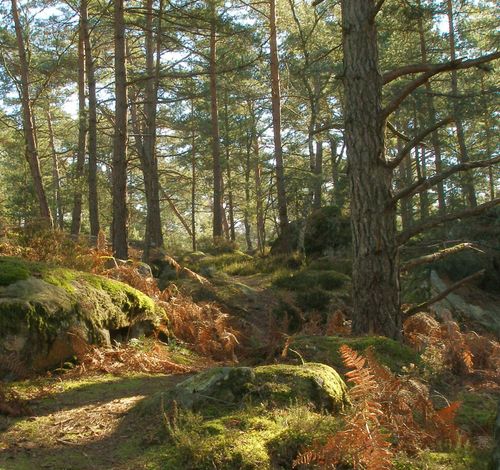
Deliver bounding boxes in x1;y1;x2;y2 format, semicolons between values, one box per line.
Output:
0;250;498;470
0;373;190;470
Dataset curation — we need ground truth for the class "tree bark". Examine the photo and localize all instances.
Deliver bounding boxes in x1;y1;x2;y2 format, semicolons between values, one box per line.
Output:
112;0;128;259
71;22;87;236
223;90;235;242
191;99;197;251
47;114;63;229
446;0;477;208
82;0;100;238
143;0;163;259
11;0;53;228
209;0;223;239
313;140;323;209
47;110;64;229
342;0;401;339
269;0;289;241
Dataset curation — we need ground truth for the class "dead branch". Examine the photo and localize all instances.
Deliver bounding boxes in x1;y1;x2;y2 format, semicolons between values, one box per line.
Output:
401;242;477;272
397;198;500;245
405;269;485;316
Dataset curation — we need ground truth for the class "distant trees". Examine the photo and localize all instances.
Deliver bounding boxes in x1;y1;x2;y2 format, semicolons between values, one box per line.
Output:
0;0;498;338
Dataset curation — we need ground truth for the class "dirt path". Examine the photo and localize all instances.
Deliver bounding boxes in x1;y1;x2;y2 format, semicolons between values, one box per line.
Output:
0;373;189;470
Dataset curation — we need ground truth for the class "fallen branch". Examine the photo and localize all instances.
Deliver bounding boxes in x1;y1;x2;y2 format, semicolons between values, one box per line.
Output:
405;269;485;316
401;243;477;272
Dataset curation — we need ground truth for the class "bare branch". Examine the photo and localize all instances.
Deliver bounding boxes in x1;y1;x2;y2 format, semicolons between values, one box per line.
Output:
392;155;500;203
383;51;499;85
381;52;500;119
387;117;453;168
397;198;500;245
405;269;485;316
386;121;411;141
401;242;477;272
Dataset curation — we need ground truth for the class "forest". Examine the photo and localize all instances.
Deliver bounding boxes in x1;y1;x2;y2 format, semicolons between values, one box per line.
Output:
0;0;499;468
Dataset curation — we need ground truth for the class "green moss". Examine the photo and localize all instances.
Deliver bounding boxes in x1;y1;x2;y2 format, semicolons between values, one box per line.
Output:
295;287;332;312
0;257;30;286
292;335;421;373
158;404;340;470
394;449;490;469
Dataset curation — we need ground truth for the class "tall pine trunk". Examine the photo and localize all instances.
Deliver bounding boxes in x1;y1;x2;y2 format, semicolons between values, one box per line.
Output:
342;0;401;339
112;0;128;259
82;0;100;238
11;0;53;228
269;0;289;242
209;0;223;239
47;110;64;229
71;22;87;236
141;0;163;260
446;0;477;207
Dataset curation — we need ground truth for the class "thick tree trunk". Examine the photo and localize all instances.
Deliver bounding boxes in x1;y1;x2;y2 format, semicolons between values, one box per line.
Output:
112;0;128;259
82;0;100;238
47;110;64;229
71;24;87;236
269;0;289;240
209;0;223;239
342;0;401;339
446;0;477;208
11;0;53;228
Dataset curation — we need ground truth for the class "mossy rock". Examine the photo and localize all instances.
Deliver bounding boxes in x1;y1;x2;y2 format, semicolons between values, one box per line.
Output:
0;257;162;374
136;364;347;469
169;363;348;413
273;268;350;292
290;335;421;373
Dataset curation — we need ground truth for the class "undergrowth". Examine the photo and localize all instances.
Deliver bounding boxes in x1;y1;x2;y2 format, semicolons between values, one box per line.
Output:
294;345;462;470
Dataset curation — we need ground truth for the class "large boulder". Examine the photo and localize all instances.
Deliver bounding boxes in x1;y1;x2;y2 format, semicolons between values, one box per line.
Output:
170;362;348;412
271;206;351;257
0;257;162;375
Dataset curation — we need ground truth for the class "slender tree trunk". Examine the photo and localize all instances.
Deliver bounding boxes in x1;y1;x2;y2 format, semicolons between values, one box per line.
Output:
209;0;223;239
342;0;401;339
269;0;289;240
481;74;495;200
397;132;413;231
47;110;64;229
313;140;323;209
417;0;446;215
142;0;163;260
82;0;100;238
112;0;128;259
254;137;265;253
446;0;477;207
191;105;197;252
11;0;53;227
244;125;253;252
223;91;235;242
330;138;342;208
71;23;87;235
